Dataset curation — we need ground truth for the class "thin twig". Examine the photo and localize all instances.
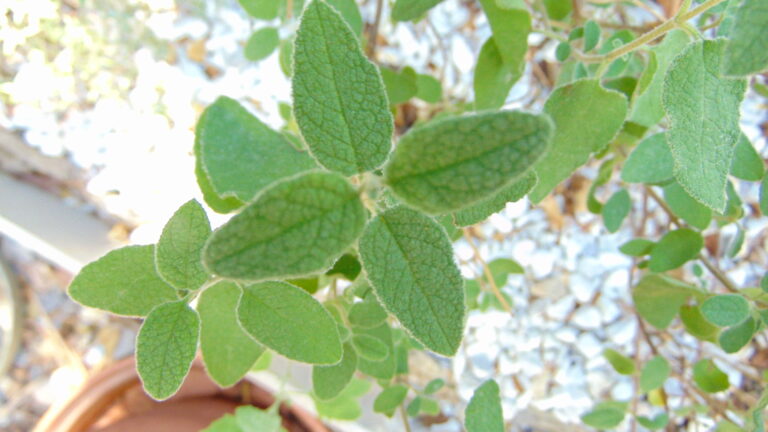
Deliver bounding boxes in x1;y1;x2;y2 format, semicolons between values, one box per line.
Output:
462;228;513;313
366;0;385;59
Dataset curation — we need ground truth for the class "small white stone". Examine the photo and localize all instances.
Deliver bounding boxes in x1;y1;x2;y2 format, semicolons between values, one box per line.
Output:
576;333;603;358
571;306;602;330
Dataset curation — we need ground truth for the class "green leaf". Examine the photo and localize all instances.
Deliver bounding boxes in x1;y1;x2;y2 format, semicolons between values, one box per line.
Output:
233;406;283;432
352;334;390;361
640;356;670;393
424;378;445;395
325;254;361;281
359;207;466;356
555;42;571;61
473;37;520;111
314;378;371;420
198;282;264;387
354;323;396;380
701;294;750;327
693;359;729;393
452;172;537;227
313;341;358;400
680;305;720;343
465;380;504;432
637;413;669;430
136;301;200;400
194;126;244;214
373;384;409;417
619;238;655;256
581;405;625;429
583;20;600;52
278;38;294;77
238;0;279;20
603;348;635;375
202;413;241;432
391;0;443;21
648;228;703;273
543;0;571;20
245;27;279;62
326;0;363;36
478;0;531;71
632;274;696;329
602;189;630;233
156;200;211;291
237;281;342;364
385;111;552;214
293;0;393;175
621;133;673;184
198;97;316;203
203;171;366;280
68;246;177;317
731;134;765;181
719;316;757;353
529;79;628;202
380;66;418;105
629;30;689;127
348;298;388;329
663;39;747;212
415;73;442;103
662;182;712;230
722;0;768;76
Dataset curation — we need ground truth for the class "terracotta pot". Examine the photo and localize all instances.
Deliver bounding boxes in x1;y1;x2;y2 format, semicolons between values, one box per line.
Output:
34;357;329;432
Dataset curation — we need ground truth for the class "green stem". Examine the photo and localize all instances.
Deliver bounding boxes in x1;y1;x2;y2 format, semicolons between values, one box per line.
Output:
579;0;726;64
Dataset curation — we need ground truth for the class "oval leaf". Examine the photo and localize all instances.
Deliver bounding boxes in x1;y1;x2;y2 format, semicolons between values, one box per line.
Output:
373;384;409;417
701;294;750;327
722;0;768;76
198;282;264;387
198;97;317;203
68;245;177;317
156;200;211;291
293;0;393;175
648;228;703;273
203;171;366;281
313;341;358;400
385;111;553;215
693;359;729;393
351;334;389;361
359;207;466;356
137;301;200;400
640;356;670;393
238;281;342;364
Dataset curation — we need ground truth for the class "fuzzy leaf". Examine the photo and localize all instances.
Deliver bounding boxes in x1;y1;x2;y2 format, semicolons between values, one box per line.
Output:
359;207;465;356
701;294;750;327
326;0;363;35
640;356;670;393
156;200;211;291
374;385;409;417
731;133;765;181
633;274;696;329
621;133;673;184
663;39;747;212
465;380;504;432
415;73;442;103
719;316;756;353
352;334;390;361
474;38;520;110
452;172;537;227
722;0;768;76
385;111;552;214
354;323;396;380
529;79;628;202
245;27;279;61
662;182;712;231
391;0;443;21
313;341;358;400
68;246;177;317
198;97;317;203
602;189;630;233
293;0;393;175
203;171;366;281
137;301;200;400
693;359;729;393
238;281;342;364
198;282;264;387
648;228;703;273
604;348;635;375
